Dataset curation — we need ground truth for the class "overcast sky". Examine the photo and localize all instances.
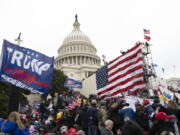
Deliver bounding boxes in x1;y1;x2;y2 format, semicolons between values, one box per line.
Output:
0;0;180;79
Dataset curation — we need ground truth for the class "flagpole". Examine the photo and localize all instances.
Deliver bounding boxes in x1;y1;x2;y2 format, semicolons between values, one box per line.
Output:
8;33;22;114
142;29;158;97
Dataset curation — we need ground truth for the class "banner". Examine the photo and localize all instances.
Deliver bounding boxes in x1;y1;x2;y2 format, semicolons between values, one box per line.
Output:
64;78;82;89
157;77;174;100
0;40;54;95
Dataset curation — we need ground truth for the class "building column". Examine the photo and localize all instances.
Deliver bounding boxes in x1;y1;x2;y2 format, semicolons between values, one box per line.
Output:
87;57;89;64
76;56;78;65
84;56;86;64
65;58;67;64
80;56;82;64
69;57;71;64
72;56;74;64
57;60;59;67
90;57;93;64
61;59;63;64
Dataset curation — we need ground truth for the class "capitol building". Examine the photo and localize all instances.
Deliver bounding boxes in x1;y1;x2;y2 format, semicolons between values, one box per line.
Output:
55;15;101;81
55;15;101;95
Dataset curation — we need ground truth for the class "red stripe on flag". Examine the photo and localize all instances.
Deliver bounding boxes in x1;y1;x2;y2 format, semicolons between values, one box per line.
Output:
109;49;142;71
108;56;143;78
98;73;144;95
97;42;144;97
109;81;144;97
108;42;142;65
108;65;144;84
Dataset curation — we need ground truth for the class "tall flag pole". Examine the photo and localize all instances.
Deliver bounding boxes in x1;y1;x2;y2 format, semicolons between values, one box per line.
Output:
15;32;22;46
8;33;22;114
102;54;107;65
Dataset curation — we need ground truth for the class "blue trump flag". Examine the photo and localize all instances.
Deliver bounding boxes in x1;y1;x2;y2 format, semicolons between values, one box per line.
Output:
0;40;54;95
64;78;82;89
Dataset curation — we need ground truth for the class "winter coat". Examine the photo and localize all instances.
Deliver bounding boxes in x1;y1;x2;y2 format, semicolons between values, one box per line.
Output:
101;129;114;135
149;121;175;135
108;108;122;135
166;108;180;127
76;107;88;130
87;105;98;126
135;110;149;131
98;106;108;129
119;107;135;123
2;121;21;135
39;102;47;113
53;95;58;107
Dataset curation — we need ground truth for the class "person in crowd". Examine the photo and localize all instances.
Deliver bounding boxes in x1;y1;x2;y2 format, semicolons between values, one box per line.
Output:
135;103;149;131
76;103;89;135
61;109;75;128
120;120;144;135
149;112;175;135
2;111;29;135
166;100;180;127
58;93;66;109
101;120;114;135
39;100;48;121
53;93;59;111
87;99;99;135
77;130;86;135
98;100;108;134
67;128;78;135
108;102;122;135
119;102;135;124
143;99;154;128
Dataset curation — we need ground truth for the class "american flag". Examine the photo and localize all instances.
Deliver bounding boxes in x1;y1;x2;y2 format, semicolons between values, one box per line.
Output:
96;42;145;97
102;55;106;60
65;101;80;110
143;29;150;34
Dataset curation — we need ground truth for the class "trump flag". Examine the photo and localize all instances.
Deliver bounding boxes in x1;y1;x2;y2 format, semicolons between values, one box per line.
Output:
0;40;54;95
64;78;82;89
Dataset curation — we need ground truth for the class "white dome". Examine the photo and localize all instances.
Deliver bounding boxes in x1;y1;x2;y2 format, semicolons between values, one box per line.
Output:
63;30;92;45
55;15;101;72
62;15;92;46
58;15;97;55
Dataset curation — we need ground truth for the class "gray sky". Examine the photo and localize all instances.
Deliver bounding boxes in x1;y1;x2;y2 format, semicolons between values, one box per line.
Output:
0;0;180;79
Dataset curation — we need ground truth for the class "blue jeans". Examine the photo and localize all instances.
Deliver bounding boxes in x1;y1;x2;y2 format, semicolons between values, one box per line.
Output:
88;125;98;135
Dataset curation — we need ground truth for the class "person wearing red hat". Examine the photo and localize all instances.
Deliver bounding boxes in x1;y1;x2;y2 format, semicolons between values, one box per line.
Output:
149;112;175;135
68;128;78;135
154;112;173;121
143;99;150;105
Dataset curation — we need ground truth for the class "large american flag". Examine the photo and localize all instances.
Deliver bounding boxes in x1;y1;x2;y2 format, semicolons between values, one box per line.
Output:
96;42;145;97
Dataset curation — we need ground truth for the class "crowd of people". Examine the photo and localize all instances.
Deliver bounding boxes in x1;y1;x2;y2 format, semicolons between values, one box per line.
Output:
0;90;180;135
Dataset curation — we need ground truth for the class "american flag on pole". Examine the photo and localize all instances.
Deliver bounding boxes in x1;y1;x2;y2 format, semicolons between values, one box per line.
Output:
143;29;150;34
96;42;145;97
102;55;106;60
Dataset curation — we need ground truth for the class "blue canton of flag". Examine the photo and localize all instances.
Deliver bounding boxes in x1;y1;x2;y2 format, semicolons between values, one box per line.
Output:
96;65;108;90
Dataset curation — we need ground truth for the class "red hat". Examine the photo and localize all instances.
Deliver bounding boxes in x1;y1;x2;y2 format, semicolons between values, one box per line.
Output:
143;99;150;105
155;112;173;121
68;128;77;135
